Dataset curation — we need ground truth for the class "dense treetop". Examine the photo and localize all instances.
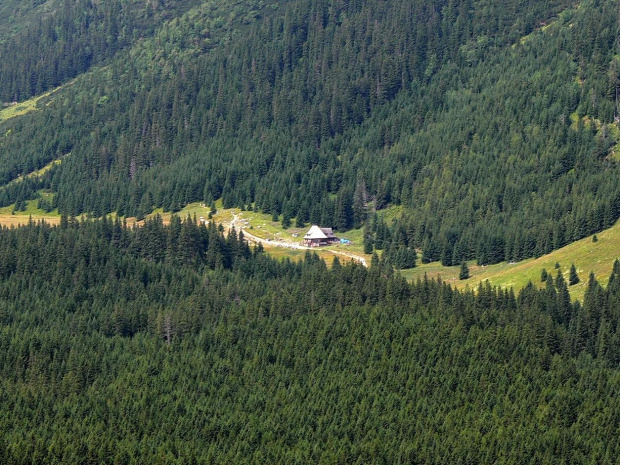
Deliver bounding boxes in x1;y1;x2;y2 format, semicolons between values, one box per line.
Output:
1;218;620;462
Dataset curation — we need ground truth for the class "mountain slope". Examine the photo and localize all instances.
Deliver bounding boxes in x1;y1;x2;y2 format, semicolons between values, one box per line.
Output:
346;0;620;266
0;0;617;266
0;0;209;102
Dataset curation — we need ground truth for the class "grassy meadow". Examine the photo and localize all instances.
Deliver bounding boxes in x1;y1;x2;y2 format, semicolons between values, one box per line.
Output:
0;86;58;124
0;195;61;227
122;201;367;265
210;204;370;264
400;222;620;301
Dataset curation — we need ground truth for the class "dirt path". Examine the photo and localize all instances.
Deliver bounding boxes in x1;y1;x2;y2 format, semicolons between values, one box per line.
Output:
230;213;368;267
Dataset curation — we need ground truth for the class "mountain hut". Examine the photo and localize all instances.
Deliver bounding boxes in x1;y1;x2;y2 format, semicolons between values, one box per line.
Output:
303;225;339;247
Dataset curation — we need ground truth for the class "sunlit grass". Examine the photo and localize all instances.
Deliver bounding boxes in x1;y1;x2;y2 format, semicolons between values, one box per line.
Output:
0;195;61;226
401;221;620;302
0;87;57;124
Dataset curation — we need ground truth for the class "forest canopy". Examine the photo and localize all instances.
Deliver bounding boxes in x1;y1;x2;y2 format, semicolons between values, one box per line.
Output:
0;217;620;462
0;0;617;265
1;0;620;460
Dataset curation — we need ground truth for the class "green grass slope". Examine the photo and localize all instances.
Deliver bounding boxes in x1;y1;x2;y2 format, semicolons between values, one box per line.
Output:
402;221;620;301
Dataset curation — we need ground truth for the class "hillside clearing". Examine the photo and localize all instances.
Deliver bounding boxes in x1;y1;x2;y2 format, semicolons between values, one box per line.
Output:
400;220;620;301
3;194;618;300
140;201;370;265
0;85;60;124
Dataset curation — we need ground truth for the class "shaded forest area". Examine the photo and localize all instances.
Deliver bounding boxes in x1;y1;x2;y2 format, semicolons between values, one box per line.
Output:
1;0;618;266
1;218;620;462
0;0;208;102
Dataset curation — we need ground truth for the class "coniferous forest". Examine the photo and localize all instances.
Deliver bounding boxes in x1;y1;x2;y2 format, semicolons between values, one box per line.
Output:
1;217;620;463
0;0;617;263
1;0;620;462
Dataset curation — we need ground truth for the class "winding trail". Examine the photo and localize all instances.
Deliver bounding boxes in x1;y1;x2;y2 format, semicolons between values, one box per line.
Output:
229;213;368;267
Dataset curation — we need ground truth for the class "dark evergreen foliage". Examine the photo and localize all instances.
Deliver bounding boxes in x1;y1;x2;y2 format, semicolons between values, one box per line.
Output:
569;263;580;285
0;0;209;102
459;261;470;280
1;0;616;267
2;0;620;461
0;220;620;462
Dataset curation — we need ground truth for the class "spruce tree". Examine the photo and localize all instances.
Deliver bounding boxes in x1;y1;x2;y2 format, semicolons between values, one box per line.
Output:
569;263;580;285
282;213;291;229
459;261;470;280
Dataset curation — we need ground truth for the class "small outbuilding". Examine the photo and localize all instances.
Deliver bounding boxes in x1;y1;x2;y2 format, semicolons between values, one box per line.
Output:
302;225;339;247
